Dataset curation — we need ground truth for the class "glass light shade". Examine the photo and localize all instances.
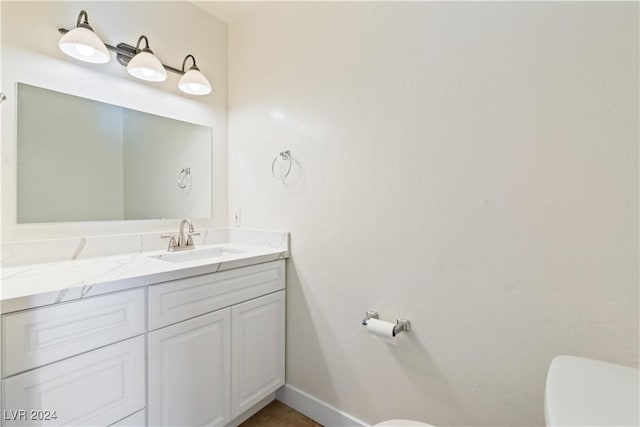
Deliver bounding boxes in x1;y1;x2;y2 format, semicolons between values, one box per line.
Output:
178;69;212;95
127;51;167;82
58;27;110;64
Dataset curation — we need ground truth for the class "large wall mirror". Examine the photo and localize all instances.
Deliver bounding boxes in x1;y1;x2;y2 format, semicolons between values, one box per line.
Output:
17;83;213;223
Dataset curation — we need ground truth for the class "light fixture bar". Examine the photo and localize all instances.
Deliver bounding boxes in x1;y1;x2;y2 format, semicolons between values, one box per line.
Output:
58;28;183;75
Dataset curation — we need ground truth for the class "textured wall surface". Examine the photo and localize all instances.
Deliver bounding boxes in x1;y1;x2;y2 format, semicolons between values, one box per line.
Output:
228;2;639;425
1;1;228;240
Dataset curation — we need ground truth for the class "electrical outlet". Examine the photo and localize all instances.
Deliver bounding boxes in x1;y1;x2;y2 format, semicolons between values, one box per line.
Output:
232;208;241;227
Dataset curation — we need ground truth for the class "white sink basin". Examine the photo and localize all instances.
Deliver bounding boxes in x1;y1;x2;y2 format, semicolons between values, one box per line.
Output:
150;247;244;263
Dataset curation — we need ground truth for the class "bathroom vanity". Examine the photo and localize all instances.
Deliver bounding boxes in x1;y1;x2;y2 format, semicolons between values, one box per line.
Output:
0;230;288;427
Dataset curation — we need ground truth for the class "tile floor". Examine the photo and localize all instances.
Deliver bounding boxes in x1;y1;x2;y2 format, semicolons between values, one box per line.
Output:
240;400;322;427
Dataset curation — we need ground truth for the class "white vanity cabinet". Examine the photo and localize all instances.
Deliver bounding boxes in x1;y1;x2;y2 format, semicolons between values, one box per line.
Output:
1;259;286;427
147;260;286;427
1;289;146;427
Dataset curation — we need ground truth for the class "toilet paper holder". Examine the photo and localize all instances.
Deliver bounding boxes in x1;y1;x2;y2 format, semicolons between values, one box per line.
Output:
362;310;411;336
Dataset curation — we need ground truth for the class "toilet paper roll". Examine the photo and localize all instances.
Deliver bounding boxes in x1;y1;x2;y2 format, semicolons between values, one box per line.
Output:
367;318;397;344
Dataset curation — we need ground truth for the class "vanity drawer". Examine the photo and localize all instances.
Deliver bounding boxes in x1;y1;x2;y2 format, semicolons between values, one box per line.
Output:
148;260;285;330
2;289;145;377
2;336;145;427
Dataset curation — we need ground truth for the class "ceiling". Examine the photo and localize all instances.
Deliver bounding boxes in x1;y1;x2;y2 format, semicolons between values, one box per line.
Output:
192;1;266;24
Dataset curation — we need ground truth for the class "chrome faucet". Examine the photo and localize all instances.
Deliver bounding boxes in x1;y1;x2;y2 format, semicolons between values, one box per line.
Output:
161;218;200;252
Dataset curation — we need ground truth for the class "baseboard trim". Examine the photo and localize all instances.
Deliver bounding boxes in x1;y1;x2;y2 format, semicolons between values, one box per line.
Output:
276;384;369;427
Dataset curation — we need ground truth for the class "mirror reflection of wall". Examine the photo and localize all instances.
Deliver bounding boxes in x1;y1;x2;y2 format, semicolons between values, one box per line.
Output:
17;83;212;223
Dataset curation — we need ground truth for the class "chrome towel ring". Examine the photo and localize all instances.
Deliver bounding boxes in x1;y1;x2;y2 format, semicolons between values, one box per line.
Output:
272;150;292;181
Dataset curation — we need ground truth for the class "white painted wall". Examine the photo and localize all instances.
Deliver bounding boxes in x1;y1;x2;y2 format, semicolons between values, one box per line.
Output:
1;1;228;241
228;2;639;426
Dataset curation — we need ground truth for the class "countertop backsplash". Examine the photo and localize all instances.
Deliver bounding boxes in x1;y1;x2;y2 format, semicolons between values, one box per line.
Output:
1;228;288;268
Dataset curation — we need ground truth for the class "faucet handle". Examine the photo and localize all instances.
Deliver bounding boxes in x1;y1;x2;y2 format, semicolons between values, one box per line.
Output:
186;232;200;246
160;235;178;251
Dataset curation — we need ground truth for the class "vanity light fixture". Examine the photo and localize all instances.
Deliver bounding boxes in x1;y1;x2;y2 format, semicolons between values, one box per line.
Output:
58;10;212;95
126;36;167;82
57;10;110;64
178;55;212;95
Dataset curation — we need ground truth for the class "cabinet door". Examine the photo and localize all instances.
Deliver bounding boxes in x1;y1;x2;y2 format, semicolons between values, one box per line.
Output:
148;309;231;427
231;290;285;419
2;336;145;427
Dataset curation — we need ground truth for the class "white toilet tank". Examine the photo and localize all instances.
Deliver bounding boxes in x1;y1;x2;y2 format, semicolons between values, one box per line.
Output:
545;355;639;426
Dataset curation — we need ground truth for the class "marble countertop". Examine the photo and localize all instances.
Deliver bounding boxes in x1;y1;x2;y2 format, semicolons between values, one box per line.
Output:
1;229;289;314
